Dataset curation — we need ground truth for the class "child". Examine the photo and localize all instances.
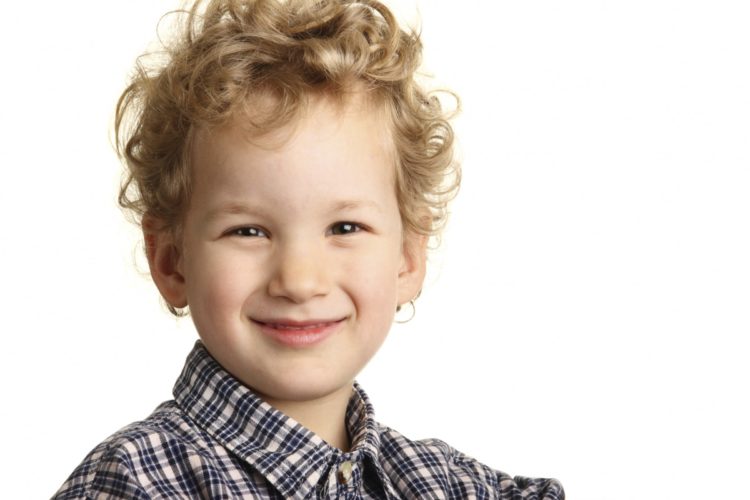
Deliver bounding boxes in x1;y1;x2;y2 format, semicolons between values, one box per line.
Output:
55;0;563;498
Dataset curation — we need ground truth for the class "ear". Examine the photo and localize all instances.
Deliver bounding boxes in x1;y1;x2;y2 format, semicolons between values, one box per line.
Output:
143;216;188;309
397;228;428;307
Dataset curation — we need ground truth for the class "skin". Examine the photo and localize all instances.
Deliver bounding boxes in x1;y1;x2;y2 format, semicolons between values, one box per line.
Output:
144;92;427;451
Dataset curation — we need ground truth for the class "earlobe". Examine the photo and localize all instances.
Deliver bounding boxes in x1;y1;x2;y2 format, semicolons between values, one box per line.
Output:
143;216;188;309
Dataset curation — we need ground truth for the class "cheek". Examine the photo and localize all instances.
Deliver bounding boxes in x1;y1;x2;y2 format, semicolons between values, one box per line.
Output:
185;248;257;320
345;247;402;320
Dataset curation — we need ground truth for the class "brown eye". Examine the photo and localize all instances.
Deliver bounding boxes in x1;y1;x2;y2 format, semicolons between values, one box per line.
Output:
330;222;362;235
232;227;267;237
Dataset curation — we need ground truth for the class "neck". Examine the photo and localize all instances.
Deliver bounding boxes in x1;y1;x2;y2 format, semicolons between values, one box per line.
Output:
260;383;353;452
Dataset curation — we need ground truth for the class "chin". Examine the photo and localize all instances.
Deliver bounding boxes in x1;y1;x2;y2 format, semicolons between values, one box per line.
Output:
257;373;353;403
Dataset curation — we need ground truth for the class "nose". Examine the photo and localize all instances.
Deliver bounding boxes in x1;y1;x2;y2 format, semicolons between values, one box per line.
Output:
267;241;331;303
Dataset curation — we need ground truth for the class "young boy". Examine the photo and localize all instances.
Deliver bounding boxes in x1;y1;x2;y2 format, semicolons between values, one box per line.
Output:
55;0;563;498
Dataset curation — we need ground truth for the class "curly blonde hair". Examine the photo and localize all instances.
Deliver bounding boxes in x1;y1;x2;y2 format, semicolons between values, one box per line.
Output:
116;0;460;256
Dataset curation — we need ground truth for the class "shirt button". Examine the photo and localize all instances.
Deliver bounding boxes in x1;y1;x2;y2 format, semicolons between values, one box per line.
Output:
337;461;353;484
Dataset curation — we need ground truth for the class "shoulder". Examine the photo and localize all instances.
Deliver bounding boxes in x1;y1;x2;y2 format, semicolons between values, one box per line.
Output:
378;423;564;500
53;401;228;499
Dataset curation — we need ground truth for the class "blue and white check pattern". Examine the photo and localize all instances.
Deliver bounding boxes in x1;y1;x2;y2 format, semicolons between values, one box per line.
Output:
54;342;564;499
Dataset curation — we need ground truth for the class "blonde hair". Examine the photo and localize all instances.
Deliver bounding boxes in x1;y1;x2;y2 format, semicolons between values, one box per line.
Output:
116;0;460;312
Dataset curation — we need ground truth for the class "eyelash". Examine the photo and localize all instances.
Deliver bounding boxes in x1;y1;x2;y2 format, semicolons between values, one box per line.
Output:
228;222;364;238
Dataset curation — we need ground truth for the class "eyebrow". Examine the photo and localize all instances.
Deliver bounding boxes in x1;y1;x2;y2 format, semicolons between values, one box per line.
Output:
329;199;383;213
205;199;383;221
204;203;270;222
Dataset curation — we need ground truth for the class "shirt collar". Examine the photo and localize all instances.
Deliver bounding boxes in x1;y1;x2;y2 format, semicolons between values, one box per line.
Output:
173;341;386;499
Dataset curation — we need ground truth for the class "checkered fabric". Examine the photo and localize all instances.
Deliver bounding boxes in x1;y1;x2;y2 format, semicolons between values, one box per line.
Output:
54;342;564;499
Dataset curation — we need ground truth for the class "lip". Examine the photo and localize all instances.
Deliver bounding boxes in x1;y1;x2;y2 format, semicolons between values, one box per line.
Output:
252;318;345;348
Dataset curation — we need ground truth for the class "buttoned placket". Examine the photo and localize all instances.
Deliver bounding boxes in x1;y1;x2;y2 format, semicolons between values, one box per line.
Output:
319;454;363;498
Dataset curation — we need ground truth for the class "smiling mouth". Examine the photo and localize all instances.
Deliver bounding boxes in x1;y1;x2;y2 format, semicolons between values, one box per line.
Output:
252;318;345;347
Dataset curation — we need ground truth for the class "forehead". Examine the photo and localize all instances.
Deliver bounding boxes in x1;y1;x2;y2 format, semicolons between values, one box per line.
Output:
196;90;394;164
188;91;399;213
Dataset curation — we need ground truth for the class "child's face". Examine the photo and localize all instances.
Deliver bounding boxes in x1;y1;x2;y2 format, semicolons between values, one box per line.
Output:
149;93;426;403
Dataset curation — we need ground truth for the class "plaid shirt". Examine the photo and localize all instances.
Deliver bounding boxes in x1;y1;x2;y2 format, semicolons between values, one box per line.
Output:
54;342;564;499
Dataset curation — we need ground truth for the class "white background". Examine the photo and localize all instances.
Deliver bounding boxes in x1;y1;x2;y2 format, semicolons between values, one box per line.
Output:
1;1;748;498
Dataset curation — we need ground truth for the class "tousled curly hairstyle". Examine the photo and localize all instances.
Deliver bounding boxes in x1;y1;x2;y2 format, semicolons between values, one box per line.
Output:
116;0;460;255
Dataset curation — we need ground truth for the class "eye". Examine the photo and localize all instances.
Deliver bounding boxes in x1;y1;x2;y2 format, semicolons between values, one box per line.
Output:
330;221;363;236
230;226;267;238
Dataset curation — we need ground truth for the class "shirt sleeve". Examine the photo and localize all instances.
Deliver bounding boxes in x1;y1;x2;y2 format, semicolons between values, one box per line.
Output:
52;441;152;500
449;446;565;500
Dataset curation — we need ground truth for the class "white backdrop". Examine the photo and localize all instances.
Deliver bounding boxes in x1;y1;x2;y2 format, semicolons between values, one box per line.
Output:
1;1;748;498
